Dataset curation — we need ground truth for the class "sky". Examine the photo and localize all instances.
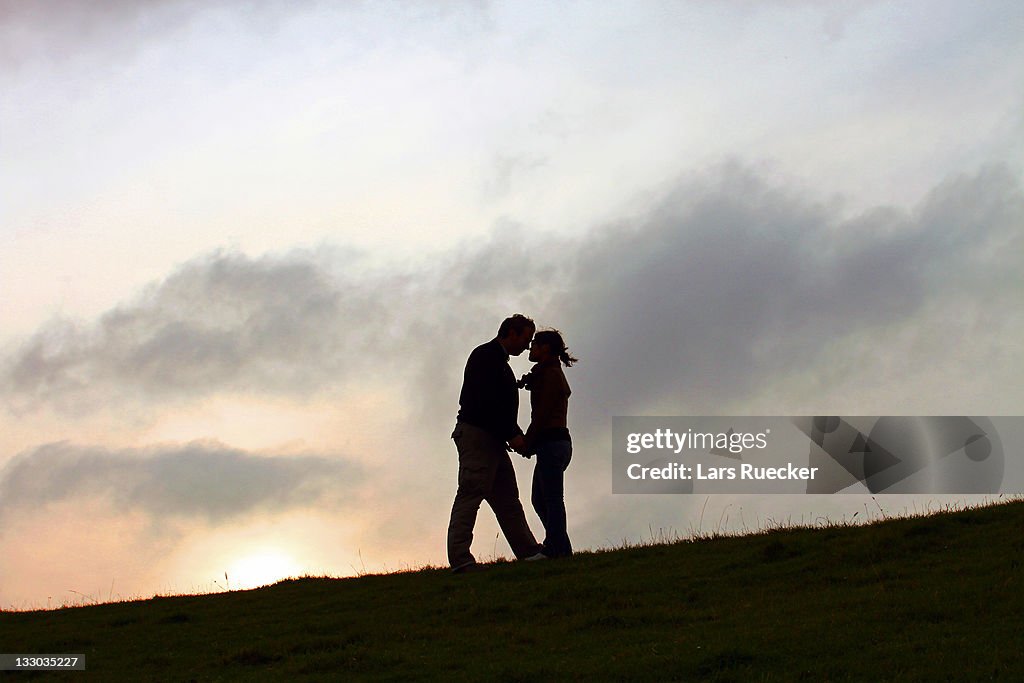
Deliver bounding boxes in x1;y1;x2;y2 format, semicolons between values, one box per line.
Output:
1;0;1022;608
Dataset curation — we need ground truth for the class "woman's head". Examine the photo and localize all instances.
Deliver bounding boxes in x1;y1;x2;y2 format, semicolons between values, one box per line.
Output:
528;329;579;367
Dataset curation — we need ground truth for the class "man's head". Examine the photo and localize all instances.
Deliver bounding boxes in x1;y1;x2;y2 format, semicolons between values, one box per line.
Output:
497;314;535;356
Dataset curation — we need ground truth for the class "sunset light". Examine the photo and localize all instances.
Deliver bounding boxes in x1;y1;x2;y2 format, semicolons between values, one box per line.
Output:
226;550;304;591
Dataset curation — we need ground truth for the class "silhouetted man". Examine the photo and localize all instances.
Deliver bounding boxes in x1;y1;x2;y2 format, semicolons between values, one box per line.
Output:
447;314;544;573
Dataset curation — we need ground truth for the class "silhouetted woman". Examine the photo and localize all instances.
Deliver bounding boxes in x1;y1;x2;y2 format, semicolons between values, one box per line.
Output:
517;329;577;558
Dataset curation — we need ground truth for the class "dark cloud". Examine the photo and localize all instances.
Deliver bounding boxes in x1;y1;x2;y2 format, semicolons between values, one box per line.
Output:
0;440;358;522
1;250;384;412
0;0;493;73
560;163;1024;416
0;0;203;69
2;163;1021;422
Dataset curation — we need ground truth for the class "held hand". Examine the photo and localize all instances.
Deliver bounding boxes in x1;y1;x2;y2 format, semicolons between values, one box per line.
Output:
508;435;526;453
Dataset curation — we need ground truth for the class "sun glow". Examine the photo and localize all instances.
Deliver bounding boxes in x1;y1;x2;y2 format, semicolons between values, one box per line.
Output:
227;550;304;590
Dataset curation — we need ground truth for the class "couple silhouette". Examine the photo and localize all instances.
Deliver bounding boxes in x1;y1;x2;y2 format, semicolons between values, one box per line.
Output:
447;314;577;573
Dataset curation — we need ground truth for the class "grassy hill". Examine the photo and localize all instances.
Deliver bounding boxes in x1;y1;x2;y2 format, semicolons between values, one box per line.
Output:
2;499;1022;681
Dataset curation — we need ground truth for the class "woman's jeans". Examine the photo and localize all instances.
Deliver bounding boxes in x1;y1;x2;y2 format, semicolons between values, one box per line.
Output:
531;440;573;557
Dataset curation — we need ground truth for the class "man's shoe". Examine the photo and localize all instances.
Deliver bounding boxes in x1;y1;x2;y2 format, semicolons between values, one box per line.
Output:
452;562;487;574
524;552;548;561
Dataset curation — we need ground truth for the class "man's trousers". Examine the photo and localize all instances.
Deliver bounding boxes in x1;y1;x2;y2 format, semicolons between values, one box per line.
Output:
447;421;541;570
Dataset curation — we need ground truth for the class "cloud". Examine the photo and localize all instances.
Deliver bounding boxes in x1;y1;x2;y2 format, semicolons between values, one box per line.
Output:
1;249;386;412
2;163;1021;423
0;0;205;69
558;162;1024;416
0;440;359;523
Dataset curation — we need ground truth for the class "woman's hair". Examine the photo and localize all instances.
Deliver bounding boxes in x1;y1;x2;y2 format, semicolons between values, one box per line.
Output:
532;329;579;367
